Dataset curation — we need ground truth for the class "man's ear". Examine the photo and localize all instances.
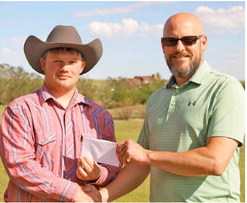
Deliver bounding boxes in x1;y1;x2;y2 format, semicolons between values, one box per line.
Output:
201;35;208;52
161;39;166;55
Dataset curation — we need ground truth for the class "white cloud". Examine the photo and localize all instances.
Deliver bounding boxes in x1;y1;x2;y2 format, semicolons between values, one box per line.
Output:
0;46;29;70
9;37;25;46
0;47;12;56
74;2;155;17
88;18;163;38
196;6;244;34
9;37;19;44
196;6;215;14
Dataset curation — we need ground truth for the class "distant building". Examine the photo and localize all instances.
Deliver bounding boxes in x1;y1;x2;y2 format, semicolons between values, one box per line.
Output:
124;74;161;85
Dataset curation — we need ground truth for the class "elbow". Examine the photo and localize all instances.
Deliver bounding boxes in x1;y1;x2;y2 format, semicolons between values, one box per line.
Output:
209;161;226;176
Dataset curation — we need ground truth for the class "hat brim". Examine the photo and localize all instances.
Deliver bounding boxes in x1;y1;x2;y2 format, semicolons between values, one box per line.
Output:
24;35;103;75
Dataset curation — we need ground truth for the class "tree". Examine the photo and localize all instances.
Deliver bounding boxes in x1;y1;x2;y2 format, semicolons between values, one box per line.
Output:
0;64;42;104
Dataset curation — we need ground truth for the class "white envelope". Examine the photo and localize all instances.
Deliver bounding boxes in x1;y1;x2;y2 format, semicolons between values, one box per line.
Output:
81;137;120;167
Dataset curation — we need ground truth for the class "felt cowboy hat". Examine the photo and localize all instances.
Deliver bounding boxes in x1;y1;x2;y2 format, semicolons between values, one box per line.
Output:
24;25;103;75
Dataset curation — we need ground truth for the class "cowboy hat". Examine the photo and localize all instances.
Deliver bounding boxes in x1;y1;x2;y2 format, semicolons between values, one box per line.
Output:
24;25;103;75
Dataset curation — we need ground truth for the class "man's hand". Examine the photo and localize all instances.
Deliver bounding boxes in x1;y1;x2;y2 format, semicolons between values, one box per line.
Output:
84;185;105;202
116;139;150;166
74;186;102;202
77;157;101;181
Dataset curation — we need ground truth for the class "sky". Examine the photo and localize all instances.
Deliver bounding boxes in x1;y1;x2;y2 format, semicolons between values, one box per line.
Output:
0;1;245;80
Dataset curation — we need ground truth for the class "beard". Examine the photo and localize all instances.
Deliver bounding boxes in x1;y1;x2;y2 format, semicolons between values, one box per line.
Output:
166;51;202;78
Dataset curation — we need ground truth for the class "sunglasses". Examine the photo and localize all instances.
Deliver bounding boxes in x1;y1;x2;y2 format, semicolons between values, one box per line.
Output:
161;35;203;46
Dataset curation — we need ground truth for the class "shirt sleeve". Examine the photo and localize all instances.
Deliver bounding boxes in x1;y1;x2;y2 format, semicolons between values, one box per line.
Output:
0;104;80;202
92;110;121;186
137;106;150;150
207;79;245;146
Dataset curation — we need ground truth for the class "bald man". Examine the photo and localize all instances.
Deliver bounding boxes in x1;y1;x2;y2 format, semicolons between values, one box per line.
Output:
85;13;244;202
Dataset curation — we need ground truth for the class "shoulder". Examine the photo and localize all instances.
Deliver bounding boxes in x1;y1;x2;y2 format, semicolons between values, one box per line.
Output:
208;70;244;96
7;89;41;109
83;97;113;118
2;90;41;120
210;70;243;87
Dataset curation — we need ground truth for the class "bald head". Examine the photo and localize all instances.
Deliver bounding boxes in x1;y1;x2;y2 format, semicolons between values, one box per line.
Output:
163;13;204;37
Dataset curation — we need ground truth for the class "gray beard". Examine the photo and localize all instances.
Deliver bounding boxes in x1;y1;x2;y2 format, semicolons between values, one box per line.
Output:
167;56;202;78
169;63;197;78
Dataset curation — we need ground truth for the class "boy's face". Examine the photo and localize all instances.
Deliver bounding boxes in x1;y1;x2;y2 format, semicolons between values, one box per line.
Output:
40;49;86;94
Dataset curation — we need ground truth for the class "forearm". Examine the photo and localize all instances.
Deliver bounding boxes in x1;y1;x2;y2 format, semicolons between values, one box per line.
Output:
146;137;238;176
92;164;121;187
146;148;216;176
3;156;80;201
120;137;238;177
100;162;150;202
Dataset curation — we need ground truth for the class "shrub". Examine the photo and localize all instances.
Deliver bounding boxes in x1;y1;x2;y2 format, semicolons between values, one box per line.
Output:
77;78;97;100
117;107;132;120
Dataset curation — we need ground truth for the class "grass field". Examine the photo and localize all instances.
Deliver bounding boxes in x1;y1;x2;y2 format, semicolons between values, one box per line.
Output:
0;106;245;202
114;119;150;202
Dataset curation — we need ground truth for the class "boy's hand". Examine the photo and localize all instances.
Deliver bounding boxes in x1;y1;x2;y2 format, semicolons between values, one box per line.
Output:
77;157;101;181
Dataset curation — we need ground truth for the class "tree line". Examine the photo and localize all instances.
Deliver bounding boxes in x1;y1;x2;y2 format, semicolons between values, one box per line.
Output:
0;64;166;108
0;64;245;108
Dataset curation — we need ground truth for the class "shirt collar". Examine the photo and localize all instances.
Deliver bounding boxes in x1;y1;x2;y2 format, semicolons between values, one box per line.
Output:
189;61;212;85
166;75;177;88
39;84;92;108
166;61;212;89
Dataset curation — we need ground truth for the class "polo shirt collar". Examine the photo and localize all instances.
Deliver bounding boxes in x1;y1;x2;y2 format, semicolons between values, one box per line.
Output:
166;61;212;89
39;84;92;107
166;76;176;88
189;61;212;85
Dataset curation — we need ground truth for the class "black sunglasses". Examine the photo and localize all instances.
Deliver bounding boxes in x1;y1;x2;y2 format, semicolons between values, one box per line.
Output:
161;35;203;46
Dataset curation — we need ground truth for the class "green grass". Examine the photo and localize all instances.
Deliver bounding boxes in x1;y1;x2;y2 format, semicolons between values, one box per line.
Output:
0;105;5;116
0;105;7;201
114;119;144;142
239;144;245;202
0;158;8;201
108;105;146;120
0;108;245;202
114;119;149;202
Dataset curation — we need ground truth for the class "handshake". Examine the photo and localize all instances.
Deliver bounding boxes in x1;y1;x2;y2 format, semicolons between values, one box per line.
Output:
74;184;103;202
73;139;149;202
72;156;107;202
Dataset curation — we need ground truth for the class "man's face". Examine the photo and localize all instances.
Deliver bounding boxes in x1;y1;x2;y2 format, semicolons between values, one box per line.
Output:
40;50;85;93
162;18;207;79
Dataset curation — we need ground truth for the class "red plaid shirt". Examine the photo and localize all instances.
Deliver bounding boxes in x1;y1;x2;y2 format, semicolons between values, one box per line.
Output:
0;85;120;202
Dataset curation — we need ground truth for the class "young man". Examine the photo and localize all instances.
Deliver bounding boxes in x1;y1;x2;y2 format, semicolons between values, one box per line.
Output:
0;25;120;202
86;12;244;202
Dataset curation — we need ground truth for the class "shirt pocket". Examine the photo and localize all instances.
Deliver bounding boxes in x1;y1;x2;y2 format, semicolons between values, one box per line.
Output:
36;131;56;146
35;131;56;169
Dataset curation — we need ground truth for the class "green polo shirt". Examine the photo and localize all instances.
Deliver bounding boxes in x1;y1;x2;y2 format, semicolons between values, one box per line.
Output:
137;61;244;202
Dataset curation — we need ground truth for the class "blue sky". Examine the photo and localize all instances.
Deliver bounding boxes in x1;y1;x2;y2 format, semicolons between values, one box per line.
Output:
0;1;245;80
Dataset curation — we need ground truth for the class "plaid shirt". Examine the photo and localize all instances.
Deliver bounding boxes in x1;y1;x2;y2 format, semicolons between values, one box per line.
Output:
0;85;120;202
